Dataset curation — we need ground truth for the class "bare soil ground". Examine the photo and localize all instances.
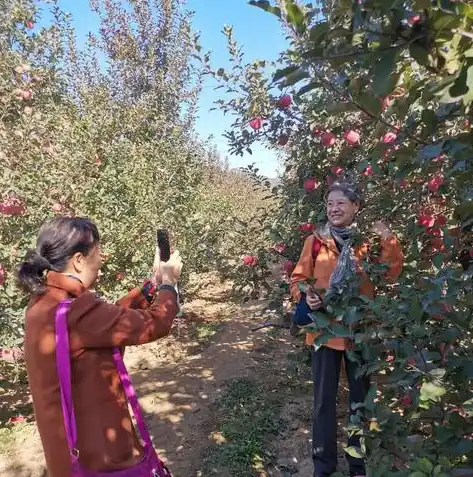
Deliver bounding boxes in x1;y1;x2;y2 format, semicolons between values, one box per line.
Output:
0;275;351;477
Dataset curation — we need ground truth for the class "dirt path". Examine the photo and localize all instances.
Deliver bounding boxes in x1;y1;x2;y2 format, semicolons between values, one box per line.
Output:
0;277;349;477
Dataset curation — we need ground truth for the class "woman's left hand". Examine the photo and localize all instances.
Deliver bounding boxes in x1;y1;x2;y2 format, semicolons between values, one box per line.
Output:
372;221;393;238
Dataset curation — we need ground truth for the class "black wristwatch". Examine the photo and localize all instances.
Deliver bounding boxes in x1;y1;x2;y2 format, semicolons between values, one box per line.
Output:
157;284;178;297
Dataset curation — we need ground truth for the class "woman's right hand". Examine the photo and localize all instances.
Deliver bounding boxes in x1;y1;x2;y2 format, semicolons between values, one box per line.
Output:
306;291;322;311
159;251;182;286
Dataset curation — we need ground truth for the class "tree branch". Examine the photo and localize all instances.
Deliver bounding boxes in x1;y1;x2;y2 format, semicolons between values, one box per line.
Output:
251;322;290;332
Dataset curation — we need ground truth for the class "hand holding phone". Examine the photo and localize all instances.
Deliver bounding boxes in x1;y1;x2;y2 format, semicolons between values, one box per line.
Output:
306;289;323;311
156;228;182;315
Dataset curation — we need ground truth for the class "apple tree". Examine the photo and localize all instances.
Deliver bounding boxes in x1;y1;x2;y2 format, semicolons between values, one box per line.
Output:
211;0;473;474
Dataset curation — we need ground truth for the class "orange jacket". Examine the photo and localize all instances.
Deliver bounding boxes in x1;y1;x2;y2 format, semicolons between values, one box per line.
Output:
290;226;403;350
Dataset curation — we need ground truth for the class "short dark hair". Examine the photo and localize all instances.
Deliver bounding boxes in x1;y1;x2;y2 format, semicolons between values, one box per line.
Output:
18;217;100;295
325;181;362;205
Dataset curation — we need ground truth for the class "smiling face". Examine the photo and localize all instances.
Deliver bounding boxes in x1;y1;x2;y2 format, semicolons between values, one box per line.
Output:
326;189;360;227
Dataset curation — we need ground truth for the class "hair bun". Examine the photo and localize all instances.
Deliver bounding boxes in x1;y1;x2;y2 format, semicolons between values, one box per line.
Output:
17;249;53;295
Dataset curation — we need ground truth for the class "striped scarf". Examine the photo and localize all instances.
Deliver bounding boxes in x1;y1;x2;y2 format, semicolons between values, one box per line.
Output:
324;224;358;303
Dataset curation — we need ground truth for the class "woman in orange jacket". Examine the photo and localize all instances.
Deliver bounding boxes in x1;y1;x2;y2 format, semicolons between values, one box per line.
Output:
18;217;182;477
290;181;403;477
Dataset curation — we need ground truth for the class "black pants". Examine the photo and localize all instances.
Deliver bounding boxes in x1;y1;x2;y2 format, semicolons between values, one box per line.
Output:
311;347;370;477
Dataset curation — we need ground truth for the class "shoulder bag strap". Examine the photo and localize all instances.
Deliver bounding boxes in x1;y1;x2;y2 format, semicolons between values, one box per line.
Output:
55;299;78;454
111;348;154;449
55;299;154;452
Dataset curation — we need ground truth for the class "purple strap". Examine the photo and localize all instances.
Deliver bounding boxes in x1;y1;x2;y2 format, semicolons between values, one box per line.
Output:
55;299;154;455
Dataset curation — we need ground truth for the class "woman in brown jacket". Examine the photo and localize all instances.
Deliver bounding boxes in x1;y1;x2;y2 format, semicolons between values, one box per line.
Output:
18;216;182;477
290;181;403;477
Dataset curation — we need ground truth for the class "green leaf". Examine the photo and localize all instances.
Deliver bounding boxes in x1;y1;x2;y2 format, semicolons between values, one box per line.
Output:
449;61;471;98
248;0;282;17
285;0;305;34
421;109;438;135
281;69;310;87
297;80;319;97
344;445;365;459
357;92;381;116
308;311;330;327
343;306;361;325
310;22;329;43
413;0;430;7
408;473;427;477
373;49;399;97
312;332;331;351
410;43;430;67
410;296;423;320
273;65;298;82
423;76;456;101
447;438;473;457
330;323;353;337
463;398;473;417
454;200;473;222
417;457;434;474
428;368;446;379
420;382;446;403
432;253;443;270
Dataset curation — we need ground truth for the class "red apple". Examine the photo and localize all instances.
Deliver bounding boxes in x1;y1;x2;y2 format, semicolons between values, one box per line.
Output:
278;94;292;109
243;255;258;267
0;264;5;286
249;118;263;130
21;90;32;100
321;132;336;147
52;203;62;213
344;129;360;146
382;132;397;144
331;166;343;175
278;134;289;146
303;177;320;192
0;197;26;216
299;222;314;234
282;260;295;274
418;213;435;228
25;20;34;29
273;242;287;254
363;165;373;177
427;173;444;193
8;415;26;425
408;15;421;26
116;272;125;281
401;394;413;407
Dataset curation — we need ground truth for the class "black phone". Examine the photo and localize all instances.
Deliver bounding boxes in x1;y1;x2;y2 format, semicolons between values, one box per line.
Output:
157;228;171;262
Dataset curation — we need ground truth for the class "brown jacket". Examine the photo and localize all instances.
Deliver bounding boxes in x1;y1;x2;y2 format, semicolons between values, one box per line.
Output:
24;272;178;477
290;226;403;350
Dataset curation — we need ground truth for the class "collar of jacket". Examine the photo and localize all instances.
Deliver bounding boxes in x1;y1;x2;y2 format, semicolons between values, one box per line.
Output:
46;271;85;297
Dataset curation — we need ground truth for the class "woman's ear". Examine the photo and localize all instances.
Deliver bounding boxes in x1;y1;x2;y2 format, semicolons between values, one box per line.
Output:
354;201;361;215
70;252;85;273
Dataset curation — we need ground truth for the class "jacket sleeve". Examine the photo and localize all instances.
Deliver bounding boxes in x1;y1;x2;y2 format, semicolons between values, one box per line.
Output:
115;287;150;310
290;235;315;302
69;288;179;349
379;234;404;281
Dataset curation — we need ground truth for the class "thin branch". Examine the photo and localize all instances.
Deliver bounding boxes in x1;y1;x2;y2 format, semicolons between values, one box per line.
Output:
251;322;290;332
301;41;406;63
452;29;473;41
